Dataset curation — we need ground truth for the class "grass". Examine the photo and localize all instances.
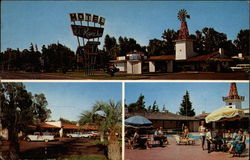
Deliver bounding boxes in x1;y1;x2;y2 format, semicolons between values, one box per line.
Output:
91;139;108;145
45;72;149;80
57;155;107;160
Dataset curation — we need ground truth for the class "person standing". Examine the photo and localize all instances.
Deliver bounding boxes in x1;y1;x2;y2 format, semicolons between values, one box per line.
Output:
199;120;206;150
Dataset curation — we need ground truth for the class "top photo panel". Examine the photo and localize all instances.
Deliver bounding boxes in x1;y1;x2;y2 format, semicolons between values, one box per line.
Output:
1;1;249;80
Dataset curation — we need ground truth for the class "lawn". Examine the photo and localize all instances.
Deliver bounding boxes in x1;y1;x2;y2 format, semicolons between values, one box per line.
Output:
45;72;149;80
57;155;107;160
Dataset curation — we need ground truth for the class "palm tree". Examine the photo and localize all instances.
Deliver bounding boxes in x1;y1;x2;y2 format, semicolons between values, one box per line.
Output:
79;100;122;160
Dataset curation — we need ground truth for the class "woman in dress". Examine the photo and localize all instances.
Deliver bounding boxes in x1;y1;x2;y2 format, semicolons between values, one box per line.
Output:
198;120;206;150
228;129;246;154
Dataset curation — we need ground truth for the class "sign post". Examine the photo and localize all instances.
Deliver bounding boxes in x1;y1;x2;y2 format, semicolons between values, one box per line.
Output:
69;13;105;75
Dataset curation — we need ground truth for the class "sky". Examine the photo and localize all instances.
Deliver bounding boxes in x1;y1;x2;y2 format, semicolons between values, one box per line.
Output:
1;1;249;52
125;82;249;115
24;82;122;121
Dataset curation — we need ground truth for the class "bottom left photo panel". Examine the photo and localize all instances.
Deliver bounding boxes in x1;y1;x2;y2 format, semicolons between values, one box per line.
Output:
0;82;122;160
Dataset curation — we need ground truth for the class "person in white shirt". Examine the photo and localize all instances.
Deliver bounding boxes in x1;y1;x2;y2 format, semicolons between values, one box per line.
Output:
199;120;206;150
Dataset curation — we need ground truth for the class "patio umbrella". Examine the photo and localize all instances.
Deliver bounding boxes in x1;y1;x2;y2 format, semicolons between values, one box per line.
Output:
125;115;152;128
205;106;245;123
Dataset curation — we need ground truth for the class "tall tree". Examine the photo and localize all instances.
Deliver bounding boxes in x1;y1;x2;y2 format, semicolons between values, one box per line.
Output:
147;39;167;56
0;83;51;160
234;29;250;56
178;91;195;116
161;29;178;54
127;94;146;112
151;100;159;112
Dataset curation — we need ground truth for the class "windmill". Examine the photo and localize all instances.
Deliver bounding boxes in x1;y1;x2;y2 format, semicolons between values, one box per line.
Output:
177;9;190;22
177;9;190;40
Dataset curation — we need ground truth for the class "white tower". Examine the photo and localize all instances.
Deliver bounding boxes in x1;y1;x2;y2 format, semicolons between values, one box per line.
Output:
175;9;196;60
222;83;244;109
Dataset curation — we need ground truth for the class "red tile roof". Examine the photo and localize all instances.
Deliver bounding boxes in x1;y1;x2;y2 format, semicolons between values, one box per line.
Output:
186;51;233;62
126;112;195;121
38;123;60;129
148;55;175;61
186;51;219;61
195;113;210;120
62;123;79;130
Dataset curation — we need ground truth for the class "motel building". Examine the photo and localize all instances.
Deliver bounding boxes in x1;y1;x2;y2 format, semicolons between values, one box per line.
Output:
0;120;98;140
111;11;249;74
126;82;249;132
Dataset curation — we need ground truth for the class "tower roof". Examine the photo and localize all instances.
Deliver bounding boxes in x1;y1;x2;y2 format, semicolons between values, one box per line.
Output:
228;83;240;99
178;22;189;40
223;83;244;102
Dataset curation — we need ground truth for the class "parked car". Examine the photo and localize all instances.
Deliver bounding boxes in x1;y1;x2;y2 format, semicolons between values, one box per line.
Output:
66;132;92;138
230;64;250;73
26;132;55;142
91;131;100;137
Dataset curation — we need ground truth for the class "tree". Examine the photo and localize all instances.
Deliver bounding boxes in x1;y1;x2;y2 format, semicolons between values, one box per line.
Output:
201;27;227;54
234;29;250;56
59;118;77;125
118;36;144;56
0;83;51;160
178;91;195;116
41;43;75;72
33;94;51;122
127;94;147;112
162;105;167;112
147;39;167;56
161;29;178;54
79;100;122;160
151;100;159;112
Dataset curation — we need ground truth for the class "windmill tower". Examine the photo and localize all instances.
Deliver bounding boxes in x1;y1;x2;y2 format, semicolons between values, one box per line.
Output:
222;83;245;109
175;9;196;60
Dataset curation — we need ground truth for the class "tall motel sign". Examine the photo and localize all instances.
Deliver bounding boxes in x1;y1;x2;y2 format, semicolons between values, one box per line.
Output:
69;13;105;75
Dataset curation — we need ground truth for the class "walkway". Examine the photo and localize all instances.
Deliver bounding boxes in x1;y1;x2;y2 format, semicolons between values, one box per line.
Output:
125;137;249;160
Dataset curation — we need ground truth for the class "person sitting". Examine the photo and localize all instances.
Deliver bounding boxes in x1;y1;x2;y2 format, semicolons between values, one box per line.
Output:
158;127;169;145
228;129;246;156
224;130;234;151
183;126;189;138
125;129;133;149
133;129;149;149
213;129;223;151
154;127;165;147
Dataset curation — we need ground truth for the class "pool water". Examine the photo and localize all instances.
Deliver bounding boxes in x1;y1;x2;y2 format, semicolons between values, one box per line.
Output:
188;135;249;144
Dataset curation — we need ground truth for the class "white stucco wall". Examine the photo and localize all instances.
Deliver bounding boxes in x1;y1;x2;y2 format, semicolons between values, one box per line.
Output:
127;61;133;74
225;101;242;109
175;40;196;60
127;61;142;74
46;121;62;128
149;61;155;72
115;62;126;72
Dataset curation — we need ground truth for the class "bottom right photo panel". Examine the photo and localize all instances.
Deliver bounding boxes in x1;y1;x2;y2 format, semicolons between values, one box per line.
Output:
124;82;249;160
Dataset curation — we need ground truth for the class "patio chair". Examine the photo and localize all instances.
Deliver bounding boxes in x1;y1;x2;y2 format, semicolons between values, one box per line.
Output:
233;142;246;157
175;135;188;145
176;135;195;145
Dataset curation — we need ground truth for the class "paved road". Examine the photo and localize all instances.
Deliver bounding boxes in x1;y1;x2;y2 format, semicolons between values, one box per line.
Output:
0;71;249;80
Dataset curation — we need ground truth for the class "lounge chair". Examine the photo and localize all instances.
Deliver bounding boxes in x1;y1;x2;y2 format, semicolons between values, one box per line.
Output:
175;135;195;145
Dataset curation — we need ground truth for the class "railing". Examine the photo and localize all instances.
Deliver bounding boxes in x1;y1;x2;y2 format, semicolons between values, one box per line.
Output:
222;96;245;101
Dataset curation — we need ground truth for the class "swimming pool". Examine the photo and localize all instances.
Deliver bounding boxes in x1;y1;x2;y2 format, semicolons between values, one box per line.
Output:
189;134;249;144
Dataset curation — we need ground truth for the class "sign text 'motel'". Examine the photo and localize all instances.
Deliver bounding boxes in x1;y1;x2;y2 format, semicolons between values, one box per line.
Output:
70;13;105;25
71;25;104;39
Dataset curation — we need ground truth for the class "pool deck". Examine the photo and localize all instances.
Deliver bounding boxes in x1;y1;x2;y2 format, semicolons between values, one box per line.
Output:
125;135;249;160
